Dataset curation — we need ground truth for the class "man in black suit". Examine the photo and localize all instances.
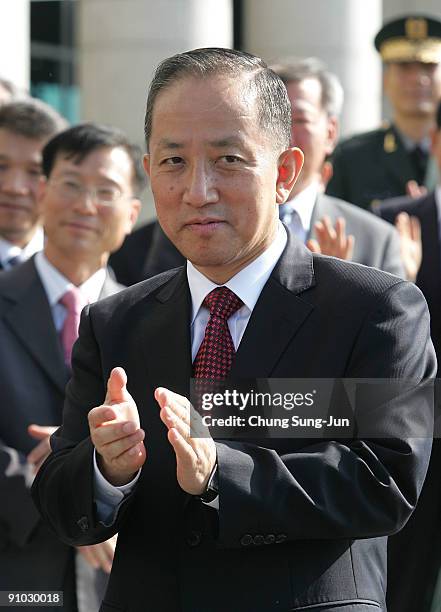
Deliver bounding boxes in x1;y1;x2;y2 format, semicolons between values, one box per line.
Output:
0;123;140;610
33;48;435;612
327;15;441;209
373;99;441;612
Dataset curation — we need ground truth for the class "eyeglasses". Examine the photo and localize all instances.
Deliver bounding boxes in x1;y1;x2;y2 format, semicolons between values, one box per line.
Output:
49;178;130;207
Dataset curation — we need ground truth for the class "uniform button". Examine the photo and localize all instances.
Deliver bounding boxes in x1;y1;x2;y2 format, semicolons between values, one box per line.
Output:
186;530;202;547
77;516;89;532
253;534;265;546
264;534;276;545
275;533;287;544
240;534;253;546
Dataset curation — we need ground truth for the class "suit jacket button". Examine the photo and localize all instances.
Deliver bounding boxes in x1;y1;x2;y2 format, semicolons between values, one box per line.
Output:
275;534;287;544
253;534;265;546
186;530;202;547
240;534;253;546
77;517;89;532
264;534;276;545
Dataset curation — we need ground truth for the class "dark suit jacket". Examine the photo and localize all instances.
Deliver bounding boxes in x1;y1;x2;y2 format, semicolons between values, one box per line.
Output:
0;258;122;604
373;191;441;612
311;194;404;276
326;124;437;210
32;234;435;612
109;221;184;286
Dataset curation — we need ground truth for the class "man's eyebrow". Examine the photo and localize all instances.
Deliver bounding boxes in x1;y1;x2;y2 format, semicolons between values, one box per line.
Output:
157;139;184;150
156;137;244;149
209;137;243;148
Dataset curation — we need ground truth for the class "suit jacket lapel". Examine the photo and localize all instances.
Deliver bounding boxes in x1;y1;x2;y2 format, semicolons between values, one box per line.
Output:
231;233;315;378
138;268;193;397
2;259;68;393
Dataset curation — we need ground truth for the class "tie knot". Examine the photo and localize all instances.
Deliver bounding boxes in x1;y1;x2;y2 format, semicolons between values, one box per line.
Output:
59;286;85;313
203;287;242;320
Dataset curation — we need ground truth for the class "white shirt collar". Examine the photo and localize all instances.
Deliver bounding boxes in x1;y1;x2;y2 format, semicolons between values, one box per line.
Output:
34;250;107;307
0;226;44;265
286;181;319;232
187;221;287;325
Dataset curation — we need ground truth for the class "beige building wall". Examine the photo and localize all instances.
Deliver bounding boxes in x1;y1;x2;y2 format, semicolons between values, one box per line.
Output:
78;0;233;221
0;0;30;90
242;0;383;138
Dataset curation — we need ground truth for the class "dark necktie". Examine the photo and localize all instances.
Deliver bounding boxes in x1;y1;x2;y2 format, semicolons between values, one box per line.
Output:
193;287;243;380
0;254;24;270
410;145;428;185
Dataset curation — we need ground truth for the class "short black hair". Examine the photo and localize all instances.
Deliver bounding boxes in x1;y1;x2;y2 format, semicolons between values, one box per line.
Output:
0;98;66;140
437;99;441;130
42;122;146;195
144;47;291;152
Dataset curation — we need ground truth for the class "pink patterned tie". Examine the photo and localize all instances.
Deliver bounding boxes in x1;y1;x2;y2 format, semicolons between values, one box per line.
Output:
59;287;86;366
193;287;243;380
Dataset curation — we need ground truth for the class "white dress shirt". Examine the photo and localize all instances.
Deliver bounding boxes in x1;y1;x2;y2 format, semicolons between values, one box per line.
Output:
0;226;44;269
34;251;106;330
94;221;288;523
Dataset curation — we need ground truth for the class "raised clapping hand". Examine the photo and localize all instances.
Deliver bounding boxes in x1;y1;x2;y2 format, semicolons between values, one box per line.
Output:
88;367;146;486
155;387;217;496
307;215;355;261
89;368;216;494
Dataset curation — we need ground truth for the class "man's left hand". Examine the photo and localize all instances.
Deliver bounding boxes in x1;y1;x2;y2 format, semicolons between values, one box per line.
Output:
155;387;216;496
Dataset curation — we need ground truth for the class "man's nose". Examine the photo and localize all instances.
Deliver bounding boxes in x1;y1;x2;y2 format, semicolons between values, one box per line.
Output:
0;170;30;195
183;163;218;206
73;190;99;215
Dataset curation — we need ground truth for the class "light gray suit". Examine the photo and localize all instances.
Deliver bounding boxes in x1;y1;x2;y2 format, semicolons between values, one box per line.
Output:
310;194;405;277
0;256;122;610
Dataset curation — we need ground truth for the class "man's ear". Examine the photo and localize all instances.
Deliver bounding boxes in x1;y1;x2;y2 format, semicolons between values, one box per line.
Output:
276;147;304;203
326;116;339;155
143;154;151;178
124;198;141;236
430;125;440;154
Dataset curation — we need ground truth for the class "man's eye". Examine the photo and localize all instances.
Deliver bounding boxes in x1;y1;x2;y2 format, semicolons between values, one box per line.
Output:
164;157;184;165
221;155;241;163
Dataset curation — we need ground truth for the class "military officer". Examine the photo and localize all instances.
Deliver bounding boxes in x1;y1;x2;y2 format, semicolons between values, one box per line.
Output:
326;14;441;209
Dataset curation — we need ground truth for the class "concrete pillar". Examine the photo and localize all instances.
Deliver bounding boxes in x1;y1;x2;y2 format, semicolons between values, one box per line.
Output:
0;0;30;90
78;0;233;220
243;0;383;138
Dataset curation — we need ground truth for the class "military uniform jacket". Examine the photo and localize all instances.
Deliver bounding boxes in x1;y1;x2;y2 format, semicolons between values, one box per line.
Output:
326;124;438;209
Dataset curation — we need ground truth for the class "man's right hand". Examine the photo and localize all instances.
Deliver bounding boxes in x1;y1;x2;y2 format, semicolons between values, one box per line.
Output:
88;367;146;486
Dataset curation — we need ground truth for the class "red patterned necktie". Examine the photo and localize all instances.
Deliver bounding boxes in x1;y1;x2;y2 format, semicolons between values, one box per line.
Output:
193;287;243;380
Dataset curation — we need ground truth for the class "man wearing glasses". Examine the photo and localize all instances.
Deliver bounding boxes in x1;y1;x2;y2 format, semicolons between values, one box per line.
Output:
0;123;140;610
